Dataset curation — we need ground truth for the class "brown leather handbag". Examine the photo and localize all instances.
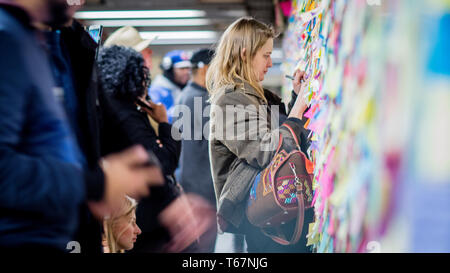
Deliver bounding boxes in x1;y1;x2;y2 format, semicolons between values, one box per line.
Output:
246;124;314;245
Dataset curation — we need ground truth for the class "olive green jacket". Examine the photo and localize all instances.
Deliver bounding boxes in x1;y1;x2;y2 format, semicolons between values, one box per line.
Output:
209;81;307;232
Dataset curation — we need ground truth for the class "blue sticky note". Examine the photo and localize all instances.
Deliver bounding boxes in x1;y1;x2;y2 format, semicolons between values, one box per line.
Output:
427;14;450;77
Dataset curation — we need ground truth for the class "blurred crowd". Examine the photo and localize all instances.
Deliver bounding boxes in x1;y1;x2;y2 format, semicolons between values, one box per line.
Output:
0;0;217;253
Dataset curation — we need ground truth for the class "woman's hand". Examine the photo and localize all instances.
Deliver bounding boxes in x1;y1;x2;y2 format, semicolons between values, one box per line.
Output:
137;98;169;124
293;69;308;95
289;69;310;119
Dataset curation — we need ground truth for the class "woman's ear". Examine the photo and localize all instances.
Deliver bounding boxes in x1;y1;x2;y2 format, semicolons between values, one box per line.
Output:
241;48;246;61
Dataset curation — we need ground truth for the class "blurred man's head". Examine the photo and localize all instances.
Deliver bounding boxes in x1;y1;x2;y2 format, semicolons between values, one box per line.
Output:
104;26;156;70
160;50;191;89
173;67;191;88
14;0;82;27
190;48;214;87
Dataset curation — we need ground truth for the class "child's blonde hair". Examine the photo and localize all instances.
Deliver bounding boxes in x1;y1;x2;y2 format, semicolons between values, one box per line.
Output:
103;196;137;253
206;17;276;102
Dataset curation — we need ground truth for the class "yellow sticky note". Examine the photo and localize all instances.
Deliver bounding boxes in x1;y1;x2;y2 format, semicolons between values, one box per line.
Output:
306;222;320;246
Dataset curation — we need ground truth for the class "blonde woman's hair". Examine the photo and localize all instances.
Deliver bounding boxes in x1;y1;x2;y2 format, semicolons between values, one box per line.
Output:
206;17;276;103
103;196;138;253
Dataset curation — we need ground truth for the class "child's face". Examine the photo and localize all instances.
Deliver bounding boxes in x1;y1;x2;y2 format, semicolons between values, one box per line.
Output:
115;211;141;251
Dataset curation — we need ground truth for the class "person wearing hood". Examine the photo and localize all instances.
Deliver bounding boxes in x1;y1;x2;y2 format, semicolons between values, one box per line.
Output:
149;50;192;123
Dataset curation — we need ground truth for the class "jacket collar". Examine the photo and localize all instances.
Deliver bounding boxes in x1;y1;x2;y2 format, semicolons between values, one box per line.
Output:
0;1;33;28
190;81;208;93
232;78;265;102
231;78;258;94
152;74;182;93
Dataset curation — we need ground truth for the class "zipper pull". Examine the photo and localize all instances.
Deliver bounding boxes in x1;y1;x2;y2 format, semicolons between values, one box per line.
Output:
289;162;303;192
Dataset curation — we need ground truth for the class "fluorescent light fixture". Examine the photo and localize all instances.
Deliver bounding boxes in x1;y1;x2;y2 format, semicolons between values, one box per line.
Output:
140;31;219;45
224;10;247;17
86;18;211;27
75;10;206;20
140;31;217;40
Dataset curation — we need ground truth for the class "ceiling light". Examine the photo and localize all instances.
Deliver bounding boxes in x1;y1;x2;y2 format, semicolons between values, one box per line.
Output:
75;10;206;20
140;31;219;45
85;18;211;27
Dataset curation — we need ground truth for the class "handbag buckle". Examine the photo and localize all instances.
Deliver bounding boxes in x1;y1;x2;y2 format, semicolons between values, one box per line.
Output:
289;162;303;192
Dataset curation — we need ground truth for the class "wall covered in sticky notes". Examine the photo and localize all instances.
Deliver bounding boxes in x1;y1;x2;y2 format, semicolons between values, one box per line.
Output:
281;0;450;252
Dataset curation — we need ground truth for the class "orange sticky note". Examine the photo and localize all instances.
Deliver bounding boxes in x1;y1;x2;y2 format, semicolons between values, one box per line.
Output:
304;118;311;129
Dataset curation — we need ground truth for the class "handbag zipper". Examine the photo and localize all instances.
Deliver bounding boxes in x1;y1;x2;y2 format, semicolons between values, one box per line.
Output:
289;162;303;193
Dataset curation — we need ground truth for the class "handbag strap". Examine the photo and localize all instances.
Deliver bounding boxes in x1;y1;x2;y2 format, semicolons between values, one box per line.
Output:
284;124;315;174
283;123;301;151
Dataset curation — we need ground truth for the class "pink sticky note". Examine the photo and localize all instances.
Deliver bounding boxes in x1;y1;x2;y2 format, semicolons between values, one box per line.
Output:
280;1;292;17
312;187;320;206
318;164;333;200
304;105;315;119
308;115;327;133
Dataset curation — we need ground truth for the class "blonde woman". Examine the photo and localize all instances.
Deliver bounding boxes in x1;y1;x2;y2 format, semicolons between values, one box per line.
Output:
207;17;314;252
103;196;142;253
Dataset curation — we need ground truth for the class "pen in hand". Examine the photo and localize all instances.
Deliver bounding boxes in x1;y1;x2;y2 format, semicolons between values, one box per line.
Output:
286;74;306;83
285;74;295;80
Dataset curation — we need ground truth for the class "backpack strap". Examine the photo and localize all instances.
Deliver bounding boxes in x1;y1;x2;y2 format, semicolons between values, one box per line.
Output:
284;123;315;174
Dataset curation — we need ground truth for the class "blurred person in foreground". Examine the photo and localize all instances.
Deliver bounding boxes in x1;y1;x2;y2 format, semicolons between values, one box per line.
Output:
174;48;218;252
149;50;192;123
39;0;165;253
0;0;162;253
97;45;216;253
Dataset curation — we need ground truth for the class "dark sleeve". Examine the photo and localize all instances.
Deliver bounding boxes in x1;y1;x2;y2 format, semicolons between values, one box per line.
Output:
0;30;85;215
286;91;312;157
158;122;181;172
287;90;298;114
119;112;180;175
264;90;311;155
84;166;105;201
62;24;106;202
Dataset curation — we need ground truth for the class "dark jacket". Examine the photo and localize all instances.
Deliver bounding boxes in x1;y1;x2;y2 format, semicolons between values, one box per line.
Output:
100;95;182;252
175;82;216;206
0;4;85;250
56;20;107;254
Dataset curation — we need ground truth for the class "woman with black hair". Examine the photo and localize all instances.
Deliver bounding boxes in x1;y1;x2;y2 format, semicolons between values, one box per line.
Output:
98;46;177;175
98;46;215;253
